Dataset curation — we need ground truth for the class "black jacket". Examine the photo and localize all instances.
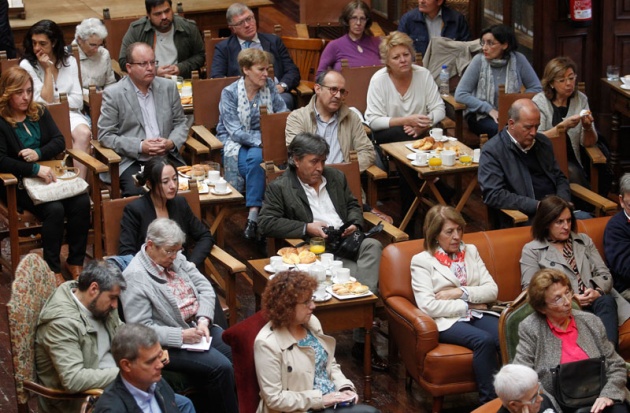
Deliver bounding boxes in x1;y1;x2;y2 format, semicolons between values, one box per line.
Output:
93;375;181;413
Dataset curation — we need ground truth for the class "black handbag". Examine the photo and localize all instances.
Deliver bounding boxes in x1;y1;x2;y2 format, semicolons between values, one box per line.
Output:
550;356;606;410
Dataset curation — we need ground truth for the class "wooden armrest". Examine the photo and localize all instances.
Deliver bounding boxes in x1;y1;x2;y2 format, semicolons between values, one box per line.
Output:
441;94;466;111
66;149;108;173
371;22;385;37
190;125;223;150
0;172;18;185
584;145;607;164
91;140;121;164
286;238;302;247
210;245;246;273
365;165;387;180
23;380;103;399
111;59;125;79
295;23;309;38
295;82;314;95
184;136;210;155
500;209;529;225
570;183;618;214
364;212;409;242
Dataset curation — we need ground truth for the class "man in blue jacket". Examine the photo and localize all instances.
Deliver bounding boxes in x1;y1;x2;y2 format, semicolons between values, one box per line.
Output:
604;173;630;301
210;2;300;109
398;0;470;56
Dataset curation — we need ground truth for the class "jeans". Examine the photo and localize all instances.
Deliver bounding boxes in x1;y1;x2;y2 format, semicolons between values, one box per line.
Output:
174;394;196;413
585;294;618;345
439;316;500;403
165;325;237;413
237;146;265;208
467;114;499;137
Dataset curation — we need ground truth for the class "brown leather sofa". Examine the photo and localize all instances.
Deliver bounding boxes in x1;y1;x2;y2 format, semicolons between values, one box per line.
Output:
379;216;630;412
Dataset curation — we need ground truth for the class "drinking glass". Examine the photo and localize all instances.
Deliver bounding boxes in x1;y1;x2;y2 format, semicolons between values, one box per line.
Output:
607;65;620;81
191;165;206;182
309;237;325;256
428;156;442;170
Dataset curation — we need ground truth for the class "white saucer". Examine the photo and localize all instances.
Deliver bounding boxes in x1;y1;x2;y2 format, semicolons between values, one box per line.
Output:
205;179;221;186
331;275;357;284
210;187;232;195
621;84;630;90
411;160;428;167
313;293;332;303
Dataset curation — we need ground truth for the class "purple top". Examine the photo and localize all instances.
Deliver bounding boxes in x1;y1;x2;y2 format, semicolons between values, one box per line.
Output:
316;34;382;75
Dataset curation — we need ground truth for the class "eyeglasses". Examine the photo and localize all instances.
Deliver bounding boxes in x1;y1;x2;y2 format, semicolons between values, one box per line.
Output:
159;246;182;256
128;60;159;68
300;297;315;306
349;16;368;23
230;15;255;27
479;40;499;48
317;84;349;97
513;383;543;405
547;290;573;308
554;75;577;84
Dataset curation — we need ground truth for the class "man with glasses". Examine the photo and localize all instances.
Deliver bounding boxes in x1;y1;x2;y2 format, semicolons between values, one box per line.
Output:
119;0;204;78
210;2;300;109
98;42;188;196
398;0;470;55
494;364;558;412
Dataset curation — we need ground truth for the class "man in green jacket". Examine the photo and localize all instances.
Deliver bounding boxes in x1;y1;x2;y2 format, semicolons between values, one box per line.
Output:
35;260;126;413
119;0;204;78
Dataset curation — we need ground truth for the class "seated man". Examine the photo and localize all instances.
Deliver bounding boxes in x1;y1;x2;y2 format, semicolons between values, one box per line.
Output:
494;364;559;413
478;99;571;227
122;218;237;413
119;0;204;79
98;42;188;197
604;173;630;301
93;323;195;413
210;2;300;109
35;260;125;413
258;132;387;370
397;0;470;56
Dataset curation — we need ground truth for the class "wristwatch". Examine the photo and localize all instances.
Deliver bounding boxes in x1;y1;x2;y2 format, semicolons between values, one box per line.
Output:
279;82;288;92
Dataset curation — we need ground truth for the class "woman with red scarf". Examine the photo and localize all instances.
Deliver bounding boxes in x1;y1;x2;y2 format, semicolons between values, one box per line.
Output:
411;205;500;404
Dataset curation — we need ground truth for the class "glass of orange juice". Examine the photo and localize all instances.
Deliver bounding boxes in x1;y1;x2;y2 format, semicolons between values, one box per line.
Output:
428;156;442;170
459;152;473;165
310;237;326;256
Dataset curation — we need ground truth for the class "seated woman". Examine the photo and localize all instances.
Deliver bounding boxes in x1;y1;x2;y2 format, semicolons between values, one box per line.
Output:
121;218;237;413
532;56;602;189
514;269;629;413
364;31;445;144
454;24;542;137
20;19;92;179
117;156;227;327
316;0;382;76
255;270;380;413
0;66;90;283
520;195;630;345
72;18;116;92
494;364;558;413
411;204;500;403
216;48;288;240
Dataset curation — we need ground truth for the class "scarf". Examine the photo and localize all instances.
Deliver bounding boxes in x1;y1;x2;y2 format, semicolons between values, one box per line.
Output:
550;238;586;294
475;53;521;121
434;242;467;286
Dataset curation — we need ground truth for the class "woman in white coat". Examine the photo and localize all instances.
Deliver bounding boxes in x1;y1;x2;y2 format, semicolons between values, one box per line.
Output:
411;205;500;403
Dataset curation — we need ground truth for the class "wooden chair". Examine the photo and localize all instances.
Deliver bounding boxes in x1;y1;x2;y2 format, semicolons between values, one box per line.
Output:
0;96;108;272
0;50;19;74
102;8;139;76
471;398;503;413
339;59;383;115
280;35;326;107
7;254;103;413
100;181;247;326
203;30;227;77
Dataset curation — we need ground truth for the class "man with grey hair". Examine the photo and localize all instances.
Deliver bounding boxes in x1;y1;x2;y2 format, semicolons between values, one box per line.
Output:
36;260;127;413
494;364;557;412
604;173;630;301
93;323;195;413
210;2;300;109
122;218;237;413
258;132;387;370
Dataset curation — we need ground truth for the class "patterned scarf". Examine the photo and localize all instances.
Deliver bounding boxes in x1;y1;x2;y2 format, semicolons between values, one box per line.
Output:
434;242;467;286
551;238;586;294
475;52;521;121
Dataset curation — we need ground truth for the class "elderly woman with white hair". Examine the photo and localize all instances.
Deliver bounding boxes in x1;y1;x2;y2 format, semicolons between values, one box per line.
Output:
72;17;116;91
121;218;237;413
494;364;558;413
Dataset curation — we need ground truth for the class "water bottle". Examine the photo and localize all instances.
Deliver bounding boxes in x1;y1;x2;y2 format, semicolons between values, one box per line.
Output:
439;64;449;96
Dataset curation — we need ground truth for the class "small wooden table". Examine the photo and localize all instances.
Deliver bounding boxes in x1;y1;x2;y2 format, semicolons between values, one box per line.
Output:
602;78;630;193
248;258;378;403
199;183;244;247
380;140;478;231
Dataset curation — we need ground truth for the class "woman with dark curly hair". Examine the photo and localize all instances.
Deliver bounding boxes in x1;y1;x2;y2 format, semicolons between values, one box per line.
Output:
254;271;380;413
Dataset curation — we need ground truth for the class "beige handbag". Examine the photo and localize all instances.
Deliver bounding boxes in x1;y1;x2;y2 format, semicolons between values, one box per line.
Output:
22;160;88;205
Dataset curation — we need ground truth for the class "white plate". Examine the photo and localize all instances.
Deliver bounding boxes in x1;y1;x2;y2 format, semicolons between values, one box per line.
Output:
178;171;191;179
264;264;291;273
326;285;373;300
405;143;426;153
621;84;630;90
411;160;428;167
330;275;357;284
210;187;232;195
198;182;209;194
313;293;332;303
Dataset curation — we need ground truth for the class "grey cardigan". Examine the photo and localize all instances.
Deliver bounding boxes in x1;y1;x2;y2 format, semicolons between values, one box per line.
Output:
121;246;216;347
514;310;627;403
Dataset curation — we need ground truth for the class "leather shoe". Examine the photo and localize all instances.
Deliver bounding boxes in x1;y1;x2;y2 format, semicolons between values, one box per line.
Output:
351;342;388;372
243;219;258;240
65;263;83;280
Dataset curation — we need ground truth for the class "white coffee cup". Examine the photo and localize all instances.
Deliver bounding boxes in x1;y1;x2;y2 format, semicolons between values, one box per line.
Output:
207;170;220;182
181;85;192;97
314;283;328;300
331;260;343;273
415;152;428;164
473;148;481;163
320;253;334;268
270;256;284;272
309;264;327;283
335;268;351;283
622;75;630;86
429;128;443;140
214;178;228;193
441;150;456;166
